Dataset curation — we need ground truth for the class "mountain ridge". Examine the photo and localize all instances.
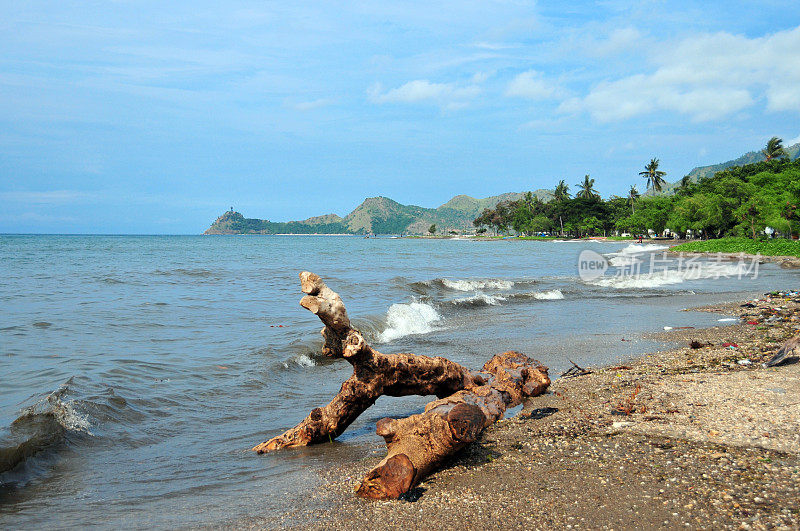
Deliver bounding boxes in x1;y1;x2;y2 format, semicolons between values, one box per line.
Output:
204;191;553;235
205;141;800;234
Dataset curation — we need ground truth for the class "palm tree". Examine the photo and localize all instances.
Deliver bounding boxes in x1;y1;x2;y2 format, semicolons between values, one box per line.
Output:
575;174;598;199
640;158;667;192
628;185;640;214
762;137;787;161
553;180;570;201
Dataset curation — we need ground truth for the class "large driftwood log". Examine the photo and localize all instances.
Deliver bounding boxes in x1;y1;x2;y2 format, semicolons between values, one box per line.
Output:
357;351;550;499
253;272;550;501
253;272;482;453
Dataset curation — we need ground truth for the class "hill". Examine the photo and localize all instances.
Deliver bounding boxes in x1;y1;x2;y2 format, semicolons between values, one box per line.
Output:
204;191;550;235
655;141;800;195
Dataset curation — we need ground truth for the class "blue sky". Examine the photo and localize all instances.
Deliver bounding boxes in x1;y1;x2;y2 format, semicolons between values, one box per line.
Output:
2;1;800;233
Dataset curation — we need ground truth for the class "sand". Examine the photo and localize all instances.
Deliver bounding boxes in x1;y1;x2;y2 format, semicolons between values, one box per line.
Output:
237;292;800;530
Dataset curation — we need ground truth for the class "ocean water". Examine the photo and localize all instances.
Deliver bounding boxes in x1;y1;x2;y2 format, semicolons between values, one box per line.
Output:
0;235;796;528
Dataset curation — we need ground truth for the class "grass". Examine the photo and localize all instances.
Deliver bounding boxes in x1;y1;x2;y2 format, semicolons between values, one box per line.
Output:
670;237;800;257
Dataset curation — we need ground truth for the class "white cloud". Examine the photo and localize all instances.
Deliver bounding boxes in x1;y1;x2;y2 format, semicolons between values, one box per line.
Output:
591;27;643;56
787;134;800;147
368;80;481;109
565;25;800;122
505;70;561;100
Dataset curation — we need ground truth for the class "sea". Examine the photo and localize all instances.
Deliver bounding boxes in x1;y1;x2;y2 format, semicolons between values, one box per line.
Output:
1;235;796;528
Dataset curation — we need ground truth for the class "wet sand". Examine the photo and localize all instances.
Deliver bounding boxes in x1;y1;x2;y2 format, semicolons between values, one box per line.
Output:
237;292;800;530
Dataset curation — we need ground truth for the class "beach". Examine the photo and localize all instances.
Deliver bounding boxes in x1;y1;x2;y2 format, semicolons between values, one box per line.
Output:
246;292;800;530
3;236;799;528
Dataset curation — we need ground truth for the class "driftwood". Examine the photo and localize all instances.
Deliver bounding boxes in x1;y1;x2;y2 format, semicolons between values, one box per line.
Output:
253;272;550;500
252;272;481;452
358;350;550;499
560;358;592;378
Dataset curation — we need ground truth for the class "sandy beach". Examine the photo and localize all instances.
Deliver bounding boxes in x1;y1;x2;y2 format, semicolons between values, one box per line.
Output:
242;291;800;530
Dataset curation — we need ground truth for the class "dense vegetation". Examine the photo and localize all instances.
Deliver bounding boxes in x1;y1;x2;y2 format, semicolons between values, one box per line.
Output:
473;158;800;240
671;237;800;257
213;211;348;234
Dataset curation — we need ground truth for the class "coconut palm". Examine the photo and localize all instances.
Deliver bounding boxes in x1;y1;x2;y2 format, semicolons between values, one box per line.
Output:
554;180;570;201
762;137;787;161
628;185;640;214
640;158;667;192
575;174;598;199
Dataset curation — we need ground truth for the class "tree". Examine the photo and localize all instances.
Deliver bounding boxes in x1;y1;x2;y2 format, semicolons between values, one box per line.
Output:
428;224;437;235
581;216;602;237
554;180;570;201
575;174;598;199
640;158;667;192
628;185;640;214
735;198;766;239
762;137;787;162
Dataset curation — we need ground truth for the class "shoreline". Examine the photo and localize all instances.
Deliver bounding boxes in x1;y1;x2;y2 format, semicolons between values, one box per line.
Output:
666;250;800;269
244;292;800;529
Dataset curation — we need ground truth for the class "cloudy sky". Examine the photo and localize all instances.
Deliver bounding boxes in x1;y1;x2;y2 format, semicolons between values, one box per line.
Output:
2;1;799;233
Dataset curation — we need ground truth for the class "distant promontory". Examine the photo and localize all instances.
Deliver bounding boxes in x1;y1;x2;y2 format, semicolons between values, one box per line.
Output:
204;191;553;235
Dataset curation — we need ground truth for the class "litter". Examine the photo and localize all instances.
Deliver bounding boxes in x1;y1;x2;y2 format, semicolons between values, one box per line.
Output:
737;359;752;365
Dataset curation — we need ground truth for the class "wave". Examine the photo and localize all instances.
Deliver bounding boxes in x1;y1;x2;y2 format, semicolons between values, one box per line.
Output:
281;353;317;369
450;289;565;307
591;262;751;289
440;278;514;291
615;243;669;255
378;302;442;343
451;293;506;307
531;289;564;300
1;380;91;476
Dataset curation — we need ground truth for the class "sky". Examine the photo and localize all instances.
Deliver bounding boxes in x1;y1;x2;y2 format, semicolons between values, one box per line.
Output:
2;1;800;234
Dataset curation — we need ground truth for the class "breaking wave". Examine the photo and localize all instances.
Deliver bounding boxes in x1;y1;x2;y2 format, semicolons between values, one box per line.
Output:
615;243;669;254
451;293;506;307
591;262;752;289
378;302;442;343
280;353;317;369
531;289;564;300
440;278;514;291
1;380;91;477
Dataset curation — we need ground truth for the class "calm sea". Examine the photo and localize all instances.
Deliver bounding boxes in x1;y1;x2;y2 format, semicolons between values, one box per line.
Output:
1;235;795;527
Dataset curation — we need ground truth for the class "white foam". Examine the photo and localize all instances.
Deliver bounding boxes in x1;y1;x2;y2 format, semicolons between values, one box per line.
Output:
51;399;92;434
616;243;669;255
591;262;751;289
532;289;564;300
608;255;643;267
441;279;513;291
453;293;506;306
294;354;316;367
378;302;442;342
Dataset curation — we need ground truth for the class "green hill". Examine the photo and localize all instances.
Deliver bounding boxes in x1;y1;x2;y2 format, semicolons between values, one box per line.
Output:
655;141;800;195
204;191;547;235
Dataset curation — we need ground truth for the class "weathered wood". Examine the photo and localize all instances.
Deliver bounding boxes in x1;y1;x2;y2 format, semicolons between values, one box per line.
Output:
252;272;482;453
356;351;550;499
253;272;551;501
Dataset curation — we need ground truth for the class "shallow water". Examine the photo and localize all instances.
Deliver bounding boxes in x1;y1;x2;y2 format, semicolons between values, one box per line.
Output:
0;235;795;527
